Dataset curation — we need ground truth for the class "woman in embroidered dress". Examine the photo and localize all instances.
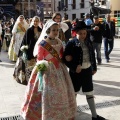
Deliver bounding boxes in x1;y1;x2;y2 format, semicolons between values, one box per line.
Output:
20;20;76;120
8;15;29;61
13;16;42;85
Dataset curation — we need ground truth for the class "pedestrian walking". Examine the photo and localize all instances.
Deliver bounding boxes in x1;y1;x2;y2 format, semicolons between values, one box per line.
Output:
8;15;29;61
90;16;104;65
63;20;106;120
13;16;42;85
20;20;76;120
103;14;115;62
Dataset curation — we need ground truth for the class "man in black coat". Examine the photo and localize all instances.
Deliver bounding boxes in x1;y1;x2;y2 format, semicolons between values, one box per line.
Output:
102;14;115;62
90;16;104;65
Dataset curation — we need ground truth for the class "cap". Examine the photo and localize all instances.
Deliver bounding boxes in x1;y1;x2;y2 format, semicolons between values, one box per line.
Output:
84;13;90;17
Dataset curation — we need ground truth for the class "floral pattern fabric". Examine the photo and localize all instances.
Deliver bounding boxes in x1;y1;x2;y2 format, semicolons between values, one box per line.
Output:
21;39;76;120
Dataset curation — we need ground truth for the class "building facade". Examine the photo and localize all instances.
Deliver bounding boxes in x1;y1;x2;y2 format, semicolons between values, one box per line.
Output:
55;0;91;20
108;0;120;17
15;0;54;19
15;0;36;18
42;0;54;19
54;0;110;20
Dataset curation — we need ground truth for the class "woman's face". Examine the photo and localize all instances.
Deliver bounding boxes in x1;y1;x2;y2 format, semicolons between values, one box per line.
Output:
33;18;39;27
49;24;59;38
19;16;24;22
76;29;87;41
54;15;61;23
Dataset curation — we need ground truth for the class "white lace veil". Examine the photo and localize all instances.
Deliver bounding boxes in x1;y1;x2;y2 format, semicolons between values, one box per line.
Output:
12;15;29;34
33;19;57;57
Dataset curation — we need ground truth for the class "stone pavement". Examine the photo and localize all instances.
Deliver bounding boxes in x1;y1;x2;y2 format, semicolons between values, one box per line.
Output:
0;39;120;120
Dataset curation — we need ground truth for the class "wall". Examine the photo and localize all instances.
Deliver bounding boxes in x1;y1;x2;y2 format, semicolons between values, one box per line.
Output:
54;0;90;20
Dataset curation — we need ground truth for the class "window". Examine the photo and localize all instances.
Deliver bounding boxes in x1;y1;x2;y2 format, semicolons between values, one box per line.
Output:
114;11;120;17
57;1;61;11
72;14;76;20
80;13;84;18
65;0;68;8
44;11;46;15
48;4;51;7
72;0;76;9
80;0;84;8
101;0;106;5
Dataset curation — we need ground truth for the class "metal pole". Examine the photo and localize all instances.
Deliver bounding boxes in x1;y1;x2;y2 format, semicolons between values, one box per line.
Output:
28;0;31;18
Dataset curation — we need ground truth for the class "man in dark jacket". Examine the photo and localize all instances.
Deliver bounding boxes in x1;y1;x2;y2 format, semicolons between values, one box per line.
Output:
90;16;104;65
103;14;115;62
63;20;106;120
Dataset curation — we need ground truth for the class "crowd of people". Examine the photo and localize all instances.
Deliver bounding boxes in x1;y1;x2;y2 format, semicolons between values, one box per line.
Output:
0;12;115;120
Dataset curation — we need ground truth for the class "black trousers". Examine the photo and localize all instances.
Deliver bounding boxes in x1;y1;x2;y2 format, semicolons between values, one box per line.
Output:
69;66;93;93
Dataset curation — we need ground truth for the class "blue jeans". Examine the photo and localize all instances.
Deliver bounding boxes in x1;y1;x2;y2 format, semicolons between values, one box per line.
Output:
92;42;102;63
103;38;114;60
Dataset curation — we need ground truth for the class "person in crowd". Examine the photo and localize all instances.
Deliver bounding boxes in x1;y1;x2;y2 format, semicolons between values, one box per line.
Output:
71;18;79;38
13;16;42;85
84;13;93;27
9;18;15;33
102;14;115;62
90;16;104;65
29;18;33;24
0;22;2;62
1;21;5;48
63;20;106;120
26;18;30;25
8;15;29;61
20;20;76;120
62;15;72;43
52;12;68;45
4;27;12;52
2;21;11;51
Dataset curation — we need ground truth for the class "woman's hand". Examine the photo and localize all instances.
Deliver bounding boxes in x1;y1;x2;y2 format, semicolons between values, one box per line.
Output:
76;65;82;73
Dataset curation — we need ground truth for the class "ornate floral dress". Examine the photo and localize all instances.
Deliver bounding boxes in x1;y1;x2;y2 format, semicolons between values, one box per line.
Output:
20;39;76;120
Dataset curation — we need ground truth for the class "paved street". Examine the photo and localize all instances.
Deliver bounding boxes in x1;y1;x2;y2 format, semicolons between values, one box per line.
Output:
0;39;120;120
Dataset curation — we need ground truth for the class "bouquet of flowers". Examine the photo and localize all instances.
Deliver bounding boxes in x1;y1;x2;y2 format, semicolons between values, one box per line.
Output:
36;60;48;72
20;45;28;62
36;60;48;92
20;45;28;52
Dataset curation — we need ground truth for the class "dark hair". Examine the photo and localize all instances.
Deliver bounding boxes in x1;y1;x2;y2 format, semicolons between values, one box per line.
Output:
52;12;61;21
46;28;50;34
74;18;79;23
76;28;87;33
